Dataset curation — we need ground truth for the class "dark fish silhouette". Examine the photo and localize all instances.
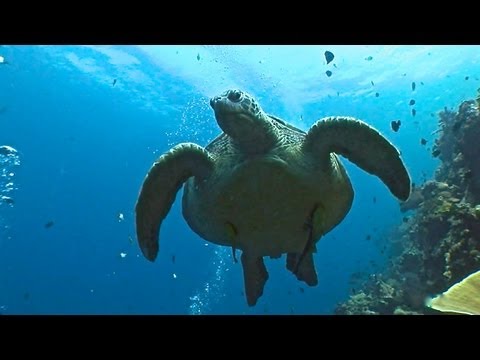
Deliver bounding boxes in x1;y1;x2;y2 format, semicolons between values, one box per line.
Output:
366;235;371;240
412;82;416;91
421;138;427;145
197;53;200;61
375;92;379;97
324;51;334;64
365;56;373;61
44;221;54;229
409;99;416;106
171;255;176;264
391;120;401;132
325;70;332;77
373;196;376;203
465;76;469;80
112;79;117;87
412;109;416;117
371;81;375;86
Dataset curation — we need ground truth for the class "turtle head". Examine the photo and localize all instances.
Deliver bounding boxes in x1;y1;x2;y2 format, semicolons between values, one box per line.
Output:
210;89;276;153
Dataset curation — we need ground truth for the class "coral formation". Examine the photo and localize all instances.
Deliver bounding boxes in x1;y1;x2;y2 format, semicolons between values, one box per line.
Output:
335;99;480;315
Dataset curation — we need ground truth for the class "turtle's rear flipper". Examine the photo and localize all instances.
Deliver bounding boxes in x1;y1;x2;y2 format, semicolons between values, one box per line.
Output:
287;253;318;286
241;253;269;307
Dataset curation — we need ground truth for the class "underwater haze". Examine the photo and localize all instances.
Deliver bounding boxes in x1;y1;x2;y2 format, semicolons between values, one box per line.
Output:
1;45;479;315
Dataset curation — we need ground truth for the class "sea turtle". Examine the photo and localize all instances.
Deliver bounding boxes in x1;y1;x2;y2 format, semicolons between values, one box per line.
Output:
135;89;411;307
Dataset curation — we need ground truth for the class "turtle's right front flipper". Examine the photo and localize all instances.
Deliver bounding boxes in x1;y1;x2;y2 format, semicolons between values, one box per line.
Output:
135;143;214;261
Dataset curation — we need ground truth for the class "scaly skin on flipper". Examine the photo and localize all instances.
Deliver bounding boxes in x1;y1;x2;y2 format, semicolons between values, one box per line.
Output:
135;143;214;261
303;116;411;201
241;252;269;306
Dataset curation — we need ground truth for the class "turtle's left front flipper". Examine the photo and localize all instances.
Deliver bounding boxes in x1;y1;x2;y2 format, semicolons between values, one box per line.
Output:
303;117;411;201
135;143;214;261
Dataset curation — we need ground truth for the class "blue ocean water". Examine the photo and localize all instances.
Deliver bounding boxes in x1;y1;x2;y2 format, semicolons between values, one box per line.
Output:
0;45;479;315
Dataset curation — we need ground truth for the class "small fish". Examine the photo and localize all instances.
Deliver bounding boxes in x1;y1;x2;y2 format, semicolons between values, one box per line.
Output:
23;292;30;301
430;113;435;117
337;91;340;96
325;70;332;77
409;99;416;106
391;120;401;132
120;252;127;258
128;236;134;244
0;55;8;65
44;221;54;229
421;138;427;145
371;80;375;86
412;109;416;117
300;115;303;121
412;82;416;91
324;51;334;64
112;79;117;87
118;213;124;222
299;287;305;293
373;196;376;203
333;64;337;68
375;92;379;97
366;235;371;240
171;255;176;264
432;149;441;158
403;216;409;223
196;53;200;61
420;82;424;85
465;76;469;80
365;56;373;61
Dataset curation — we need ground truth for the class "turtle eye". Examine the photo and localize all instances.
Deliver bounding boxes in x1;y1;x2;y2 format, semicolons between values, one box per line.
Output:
227;90;242;103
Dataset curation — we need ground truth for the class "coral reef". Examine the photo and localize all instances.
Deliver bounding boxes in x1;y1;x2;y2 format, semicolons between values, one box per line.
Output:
335;99;480;315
